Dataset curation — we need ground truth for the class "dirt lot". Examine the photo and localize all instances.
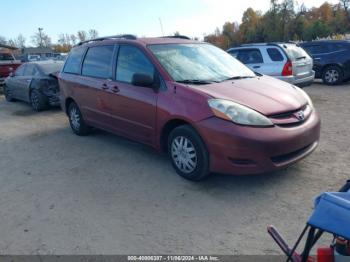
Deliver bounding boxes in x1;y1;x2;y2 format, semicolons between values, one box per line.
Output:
0;82;349;255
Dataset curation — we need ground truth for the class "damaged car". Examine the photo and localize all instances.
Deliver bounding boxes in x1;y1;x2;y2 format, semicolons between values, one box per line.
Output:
4;61;63;111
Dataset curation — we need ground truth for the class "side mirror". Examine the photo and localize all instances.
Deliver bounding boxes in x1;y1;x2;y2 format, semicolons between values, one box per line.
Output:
132;73;154;88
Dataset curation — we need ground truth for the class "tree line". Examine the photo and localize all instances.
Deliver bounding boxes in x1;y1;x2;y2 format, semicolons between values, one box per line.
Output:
0;29;99;53
205;0;350;49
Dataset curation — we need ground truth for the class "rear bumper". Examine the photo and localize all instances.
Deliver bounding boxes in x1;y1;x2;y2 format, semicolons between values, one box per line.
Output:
195;111;321;175
276;71;315;87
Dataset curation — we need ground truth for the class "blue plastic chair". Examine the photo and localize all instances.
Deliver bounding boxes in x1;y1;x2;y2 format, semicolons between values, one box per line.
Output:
308;192;350;240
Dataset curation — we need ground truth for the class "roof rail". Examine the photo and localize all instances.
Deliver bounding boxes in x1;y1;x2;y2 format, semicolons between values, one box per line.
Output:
77;34;137;46
162;35;191;40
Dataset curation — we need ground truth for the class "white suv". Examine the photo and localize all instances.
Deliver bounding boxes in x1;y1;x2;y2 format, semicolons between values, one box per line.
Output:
227;43;315;87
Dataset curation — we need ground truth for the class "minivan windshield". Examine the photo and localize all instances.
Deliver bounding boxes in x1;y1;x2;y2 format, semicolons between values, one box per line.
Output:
149;43;255;83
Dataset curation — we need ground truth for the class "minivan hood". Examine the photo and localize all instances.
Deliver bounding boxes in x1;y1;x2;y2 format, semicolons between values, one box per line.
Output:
189;76;307;116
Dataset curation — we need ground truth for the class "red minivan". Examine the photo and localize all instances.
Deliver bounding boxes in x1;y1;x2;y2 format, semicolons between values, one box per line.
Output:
58;35;321;181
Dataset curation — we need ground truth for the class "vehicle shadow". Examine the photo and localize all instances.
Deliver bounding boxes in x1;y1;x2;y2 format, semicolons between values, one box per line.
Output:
87;127;294;194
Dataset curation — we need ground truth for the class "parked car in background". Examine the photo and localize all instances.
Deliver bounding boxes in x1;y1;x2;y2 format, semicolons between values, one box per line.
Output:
300;40;350;85
227;43;315;87
54;53;68;61
4;61;64;111
0;50;21;87
59;35;320;181
27;55;41;62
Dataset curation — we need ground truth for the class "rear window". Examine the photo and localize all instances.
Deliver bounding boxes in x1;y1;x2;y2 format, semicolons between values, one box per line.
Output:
0;53;14;61
15;64;25;76
63;47;86;74
281;44;309;61
82;45;114;79
40;62;64;74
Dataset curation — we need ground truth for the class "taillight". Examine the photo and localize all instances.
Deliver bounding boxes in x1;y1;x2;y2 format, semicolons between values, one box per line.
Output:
282;61;293;76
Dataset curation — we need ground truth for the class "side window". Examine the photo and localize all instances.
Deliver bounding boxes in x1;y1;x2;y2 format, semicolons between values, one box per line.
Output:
24;64;34;76
15;64;25;76
82;45;115;79
236;49;263;64
116;45;155;84
228;50;239;58
328;43;346;52
309;45;329;55
63;47;86;74
267;48;284;62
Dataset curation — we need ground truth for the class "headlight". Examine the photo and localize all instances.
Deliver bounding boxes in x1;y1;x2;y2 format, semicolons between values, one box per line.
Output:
208;99;273;126
296;87;314;109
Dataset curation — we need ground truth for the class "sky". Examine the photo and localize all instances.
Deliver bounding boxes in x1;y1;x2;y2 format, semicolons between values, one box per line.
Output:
1;0;339;45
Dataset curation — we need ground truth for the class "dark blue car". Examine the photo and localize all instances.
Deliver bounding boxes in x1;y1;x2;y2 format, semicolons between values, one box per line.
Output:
300;40;350;85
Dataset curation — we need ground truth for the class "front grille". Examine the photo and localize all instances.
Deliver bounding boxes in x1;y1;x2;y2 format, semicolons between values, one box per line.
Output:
269;105;311;127
269;105;307;119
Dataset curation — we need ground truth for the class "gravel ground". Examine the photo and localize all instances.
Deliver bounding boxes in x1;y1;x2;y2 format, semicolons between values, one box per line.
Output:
0;82;349;256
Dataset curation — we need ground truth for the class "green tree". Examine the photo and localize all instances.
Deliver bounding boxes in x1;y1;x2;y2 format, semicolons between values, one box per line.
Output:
304;20;331;40
239;8;261;43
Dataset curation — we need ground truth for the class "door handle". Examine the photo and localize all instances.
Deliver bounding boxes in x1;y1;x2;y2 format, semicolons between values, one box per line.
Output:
253;66;261;69
111;86;120;93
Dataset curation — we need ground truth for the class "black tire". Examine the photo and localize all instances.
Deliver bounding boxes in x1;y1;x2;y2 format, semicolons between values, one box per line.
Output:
30;89;48;111
4;85;15;102
322;65;343;85
168;125;210;181
68;102;90;136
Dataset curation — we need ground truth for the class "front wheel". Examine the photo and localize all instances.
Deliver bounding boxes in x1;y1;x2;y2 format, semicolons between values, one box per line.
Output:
168;125;210;181
68;102;90;136
322;66;343;85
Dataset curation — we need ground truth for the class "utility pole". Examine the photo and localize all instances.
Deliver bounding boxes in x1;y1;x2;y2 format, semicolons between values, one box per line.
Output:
159;18;164;36
38;27;43;47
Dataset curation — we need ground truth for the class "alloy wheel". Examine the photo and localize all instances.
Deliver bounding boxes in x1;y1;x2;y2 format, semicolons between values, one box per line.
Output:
325;69;339;84
70;107;81;131
171;136;198;174
31;92;40;110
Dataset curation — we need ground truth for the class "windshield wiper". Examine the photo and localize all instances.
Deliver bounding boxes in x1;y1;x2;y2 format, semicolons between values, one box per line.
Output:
176;79;216;85
222;76;255;81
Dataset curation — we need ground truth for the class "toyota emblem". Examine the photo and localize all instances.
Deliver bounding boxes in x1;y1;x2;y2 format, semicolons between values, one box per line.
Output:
295;111;305;121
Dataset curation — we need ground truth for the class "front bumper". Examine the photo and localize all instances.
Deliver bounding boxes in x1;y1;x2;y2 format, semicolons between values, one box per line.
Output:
196;111;321;175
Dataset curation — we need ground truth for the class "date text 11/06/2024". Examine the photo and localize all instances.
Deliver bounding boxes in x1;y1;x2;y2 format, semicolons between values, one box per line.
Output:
127;256;219;261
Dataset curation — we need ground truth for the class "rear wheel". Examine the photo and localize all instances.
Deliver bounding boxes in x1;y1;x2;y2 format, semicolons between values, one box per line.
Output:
4;85;15;102
322;66;343;85
168;125;209;181
30;89;48;111
68;102;90;136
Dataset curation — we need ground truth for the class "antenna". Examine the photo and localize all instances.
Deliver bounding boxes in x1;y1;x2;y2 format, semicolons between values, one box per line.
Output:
159;18;164;36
